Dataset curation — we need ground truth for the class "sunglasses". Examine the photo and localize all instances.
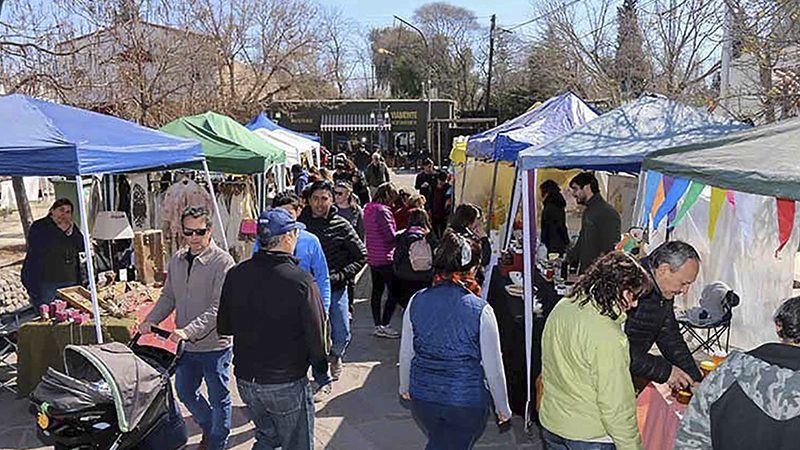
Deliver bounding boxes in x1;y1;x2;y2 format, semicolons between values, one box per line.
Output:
183;228;208;237
334;190;348;196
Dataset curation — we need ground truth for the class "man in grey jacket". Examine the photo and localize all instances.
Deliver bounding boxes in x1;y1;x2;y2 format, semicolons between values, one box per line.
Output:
140;206;235;450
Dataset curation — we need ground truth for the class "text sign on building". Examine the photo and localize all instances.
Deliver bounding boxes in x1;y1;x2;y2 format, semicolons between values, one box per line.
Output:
390;110;418;126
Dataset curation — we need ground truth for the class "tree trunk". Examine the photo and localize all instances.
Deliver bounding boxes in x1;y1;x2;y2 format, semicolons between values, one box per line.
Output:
12;176;34;245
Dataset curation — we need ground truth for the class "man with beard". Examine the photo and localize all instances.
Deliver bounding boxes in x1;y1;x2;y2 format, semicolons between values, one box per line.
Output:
567;171;621;274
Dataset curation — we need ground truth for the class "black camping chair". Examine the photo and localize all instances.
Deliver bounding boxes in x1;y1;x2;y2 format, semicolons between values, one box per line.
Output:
678;290;740;354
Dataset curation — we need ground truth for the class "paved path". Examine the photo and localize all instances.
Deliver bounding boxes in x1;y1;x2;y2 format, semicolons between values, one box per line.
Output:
0;170;543;449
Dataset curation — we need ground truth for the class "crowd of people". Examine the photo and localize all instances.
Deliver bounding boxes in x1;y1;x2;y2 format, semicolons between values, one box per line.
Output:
20;162;800;450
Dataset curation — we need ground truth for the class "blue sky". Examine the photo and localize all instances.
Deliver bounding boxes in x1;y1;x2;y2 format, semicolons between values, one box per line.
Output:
325;0;538;31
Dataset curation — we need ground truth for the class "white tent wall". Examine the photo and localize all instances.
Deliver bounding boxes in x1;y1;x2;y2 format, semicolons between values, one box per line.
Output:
252;129;302;167
637;186;800;350
270;129;319;167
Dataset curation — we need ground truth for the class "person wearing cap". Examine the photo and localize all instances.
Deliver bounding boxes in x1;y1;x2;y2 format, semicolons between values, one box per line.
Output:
218;208;327;450
140;206;235;450
22;198;86;308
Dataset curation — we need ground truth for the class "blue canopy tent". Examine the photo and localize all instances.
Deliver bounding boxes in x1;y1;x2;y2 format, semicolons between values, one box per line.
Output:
466;91;599;162
460;93;599;233
0;94;223;343
246;112;320;142
510;94;748;426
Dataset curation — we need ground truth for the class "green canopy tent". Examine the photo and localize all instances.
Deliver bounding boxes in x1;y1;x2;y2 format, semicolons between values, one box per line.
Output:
161;111;285;174
643;117;800;200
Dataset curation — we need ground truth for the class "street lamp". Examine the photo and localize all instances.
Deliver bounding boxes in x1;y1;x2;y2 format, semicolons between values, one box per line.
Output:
394;15;434;165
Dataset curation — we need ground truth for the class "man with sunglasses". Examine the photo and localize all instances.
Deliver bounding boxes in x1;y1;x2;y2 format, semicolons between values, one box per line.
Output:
140;206;235;450
300;181;367;382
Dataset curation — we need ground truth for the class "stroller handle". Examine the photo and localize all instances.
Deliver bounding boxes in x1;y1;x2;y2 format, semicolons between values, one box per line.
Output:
129;326;185;371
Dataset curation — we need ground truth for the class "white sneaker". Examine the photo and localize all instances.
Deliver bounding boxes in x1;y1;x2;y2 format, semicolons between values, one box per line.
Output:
375;325;400;339
313;383;332;403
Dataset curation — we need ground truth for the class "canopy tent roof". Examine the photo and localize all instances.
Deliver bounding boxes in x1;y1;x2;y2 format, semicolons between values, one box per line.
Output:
247;112;321;143
466;92;599;161
518;94;750;172
251;128;303;167
161;112;285;174
0;94;204;176
643;117;800;200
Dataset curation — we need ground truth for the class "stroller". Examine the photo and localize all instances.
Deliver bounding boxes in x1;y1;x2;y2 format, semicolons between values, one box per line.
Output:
30;327;187;450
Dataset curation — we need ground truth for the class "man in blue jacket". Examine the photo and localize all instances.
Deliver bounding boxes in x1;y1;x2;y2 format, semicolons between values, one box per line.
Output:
253;191;332;397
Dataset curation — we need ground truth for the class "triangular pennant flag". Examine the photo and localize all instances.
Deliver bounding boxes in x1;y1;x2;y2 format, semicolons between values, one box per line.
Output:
776;198;795;256
726;190;736;207
670;181;706;229
708;187;726;241
642;171;663;227
650;178;666;220
653;177;690;229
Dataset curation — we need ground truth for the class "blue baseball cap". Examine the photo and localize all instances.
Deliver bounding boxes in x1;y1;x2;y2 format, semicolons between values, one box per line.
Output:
257;208;305;242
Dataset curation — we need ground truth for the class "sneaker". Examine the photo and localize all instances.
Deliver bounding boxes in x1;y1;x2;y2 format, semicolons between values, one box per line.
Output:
375;325;401;339
313;383;332;403
329;356;343;381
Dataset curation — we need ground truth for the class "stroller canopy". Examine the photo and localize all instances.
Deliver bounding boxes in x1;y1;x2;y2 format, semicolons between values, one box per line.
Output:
64;342;162;433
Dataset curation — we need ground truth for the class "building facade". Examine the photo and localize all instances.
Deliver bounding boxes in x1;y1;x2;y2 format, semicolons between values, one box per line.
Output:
268;99;456;164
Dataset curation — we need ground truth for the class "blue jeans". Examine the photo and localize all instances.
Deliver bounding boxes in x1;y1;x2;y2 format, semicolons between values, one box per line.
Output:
542;429;617;450
329;288;350;358
174;348;232;450
237;377;314;450
411;398;489;450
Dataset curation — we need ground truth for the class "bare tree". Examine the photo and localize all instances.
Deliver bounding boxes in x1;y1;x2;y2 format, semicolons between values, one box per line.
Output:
319;6;359;98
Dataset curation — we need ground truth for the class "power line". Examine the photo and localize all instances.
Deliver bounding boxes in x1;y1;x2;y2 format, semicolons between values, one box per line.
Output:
504;0;591;31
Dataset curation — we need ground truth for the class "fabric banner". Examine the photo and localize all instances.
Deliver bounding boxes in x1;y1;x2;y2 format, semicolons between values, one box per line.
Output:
653;177;691;229
708;187;726;240
670;181;706;229
776;198;796;255
641;171;663;227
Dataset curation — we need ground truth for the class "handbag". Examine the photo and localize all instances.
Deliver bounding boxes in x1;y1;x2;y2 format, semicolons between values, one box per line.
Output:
238;219;257;240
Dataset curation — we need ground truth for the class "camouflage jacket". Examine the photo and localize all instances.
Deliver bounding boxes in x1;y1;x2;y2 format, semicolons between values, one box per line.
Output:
674;343;800;449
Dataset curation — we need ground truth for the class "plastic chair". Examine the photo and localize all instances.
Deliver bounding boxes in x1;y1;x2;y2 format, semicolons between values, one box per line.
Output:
0;305;37;393
678;291;740;354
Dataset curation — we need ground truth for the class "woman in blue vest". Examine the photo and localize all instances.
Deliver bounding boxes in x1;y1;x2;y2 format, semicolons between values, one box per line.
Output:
399;232;511;449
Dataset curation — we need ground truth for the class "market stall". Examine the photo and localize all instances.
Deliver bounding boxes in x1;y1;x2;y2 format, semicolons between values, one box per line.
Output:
247;113;321;167
458;92;598;232
0;94;215;348
512;94;749;424
639;117;800;350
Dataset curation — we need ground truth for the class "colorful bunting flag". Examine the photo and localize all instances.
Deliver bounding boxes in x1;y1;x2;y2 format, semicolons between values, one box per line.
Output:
708;187;726;241
653;177;690;229
650;179;666;219
641;171;663;227
776;198;795;256
670;181;706;229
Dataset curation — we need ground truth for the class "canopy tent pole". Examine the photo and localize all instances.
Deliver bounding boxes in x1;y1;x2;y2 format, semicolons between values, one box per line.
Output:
256;173;264;212
75;175;105;344
459;154;469;204
201;160;229;252
503;166;523;251
486;159;501;234
521;169;536;430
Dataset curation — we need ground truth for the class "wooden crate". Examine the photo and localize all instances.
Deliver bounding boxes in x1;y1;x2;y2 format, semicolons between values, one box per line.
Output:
133;230;166;285
56;286;95;316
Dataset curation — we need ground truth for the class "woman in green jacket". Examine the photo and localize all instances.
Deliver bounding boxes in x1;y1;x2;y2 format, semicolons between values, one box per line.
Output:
540;252;652;450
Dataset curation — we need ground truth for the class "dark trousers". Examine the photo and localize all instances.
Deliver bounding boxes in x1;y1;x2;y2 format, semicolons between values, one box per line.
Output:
542;429;617;450
411;398;489;450
370;264;396;326
237;378;313;450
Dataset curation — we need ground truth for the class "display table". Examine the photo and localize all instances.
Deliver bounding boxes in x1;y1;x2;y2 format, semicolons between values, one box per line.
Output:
16;301;176;398
637;382;686;450
485;266;561;417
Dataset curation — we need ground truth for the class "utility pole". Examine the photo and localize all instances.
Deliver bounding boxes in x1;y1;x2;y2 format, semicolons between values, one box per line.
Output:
485;14;496;113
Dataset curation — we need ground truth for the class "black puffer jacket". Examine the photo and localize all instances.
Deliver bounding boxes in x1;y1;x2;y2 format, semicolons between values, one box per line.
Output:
299;206;367;290
624;257;703;383
540;192;569;255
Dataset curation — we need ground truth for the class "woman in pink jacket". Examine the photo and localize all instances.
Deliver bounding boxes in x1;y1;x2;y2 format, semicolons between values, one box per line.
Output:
364;182;400;339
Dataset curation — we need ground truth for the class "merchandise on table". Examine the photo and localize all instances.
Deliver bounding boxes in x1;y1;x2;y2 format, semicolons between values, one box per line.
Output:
0;267;28;316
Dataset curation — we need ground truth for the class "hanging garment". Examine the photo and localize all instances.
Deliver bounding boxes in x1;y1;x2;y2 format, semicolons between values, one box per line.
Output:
129;174;149;231
160;178;214;255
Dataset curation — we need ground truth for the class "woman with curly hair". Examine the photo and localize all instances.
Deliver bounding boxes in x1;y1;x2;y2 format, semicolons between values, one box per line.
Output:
540;252;652;450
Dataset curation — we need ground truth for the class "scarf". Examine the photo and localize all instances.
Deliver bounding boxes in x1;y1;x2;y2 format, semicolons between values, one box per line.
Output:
434;272;482;297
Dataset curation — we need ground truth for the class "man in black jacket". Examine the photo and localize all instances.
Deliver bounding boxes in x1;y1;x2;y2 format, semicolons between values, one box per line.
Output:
675;296;800;449
567;172;621;273
218;208;326;450
625;241;703;389
299;181;367;381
